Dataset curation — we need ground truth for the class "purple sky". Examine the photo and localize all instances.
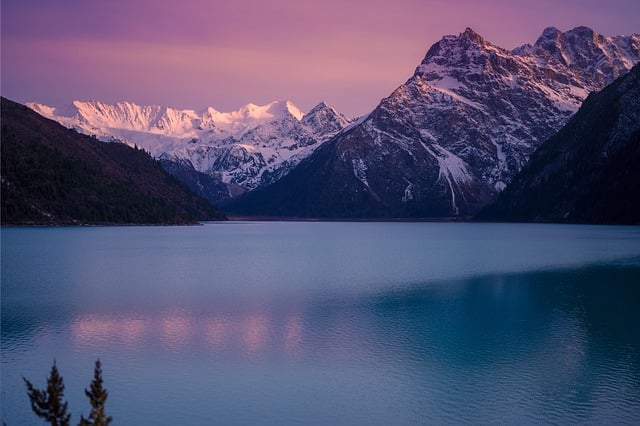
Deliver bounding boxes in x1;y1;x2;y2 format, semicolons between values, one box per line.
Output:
2;0;639;117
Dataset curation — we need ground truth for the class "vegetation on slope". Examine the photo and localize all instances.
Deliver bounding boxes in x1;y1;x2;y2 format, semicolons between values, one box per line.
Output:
1;97;226;224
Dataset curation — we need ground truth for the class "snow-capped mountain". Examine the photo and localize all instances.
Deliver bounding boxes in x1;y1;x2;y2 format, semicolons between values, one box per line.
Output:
227;26;640;218
28;99;350;194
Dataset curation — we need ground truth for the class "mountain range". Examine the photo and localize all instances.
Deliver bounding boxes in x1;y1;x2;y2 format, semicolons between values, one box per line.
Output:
24;26;640;220
479;63;640;224
28;99;350;200
226;26;640;217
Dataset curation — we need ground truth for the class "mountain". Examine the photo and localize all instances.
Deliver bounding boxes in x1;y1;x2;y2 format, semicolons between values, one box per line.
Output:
157;156;233;205
1;97;226;225
226;26;640;218
478;64;640;224
28;99;350;199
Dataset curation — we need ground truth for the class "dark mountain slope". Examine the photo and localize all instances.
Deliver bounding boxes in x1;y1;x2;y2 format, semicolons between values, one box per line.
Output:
478;64;640;224
1;97;226;224
158;156;231;204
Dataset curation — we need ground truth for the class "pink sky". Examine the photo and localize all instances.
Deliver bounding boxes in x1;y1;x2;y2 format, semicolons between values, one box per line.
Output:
2;0;639;117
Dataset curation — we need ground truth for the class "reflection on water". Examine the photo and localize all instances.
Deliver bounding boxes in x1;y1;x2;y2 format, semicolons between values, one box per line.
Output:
242;314;269;355
159;314;192;352
120;318;147;345
2;223;640;425
70;311;306;358
4;263;637;424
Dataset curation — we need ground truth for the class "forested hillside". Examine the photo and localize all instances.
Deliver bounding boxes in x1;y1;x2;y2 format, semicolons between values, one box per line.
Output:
1;97;226;225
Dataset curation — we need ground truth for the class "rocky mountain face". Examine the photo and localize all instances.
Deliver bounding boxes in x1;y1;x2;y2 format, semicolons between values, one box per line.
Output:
226;26;640;218
28;99;350;200
478;64;640;225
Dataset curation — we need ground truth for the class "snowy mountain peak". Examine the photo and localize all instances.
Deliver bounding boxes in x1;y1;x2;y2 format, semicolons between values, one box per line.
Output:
301;101;350;139
28;98;350;193
531;26;640;61
524;26;640;86
422;27;491;62
262;100;304;121
567;25;598;40
66;100;201;137
461;27;485;44
311;100;329;110
538;26;562;41
28;102;59;118
286;100;305;120
306;101;346;119
220;100;301;122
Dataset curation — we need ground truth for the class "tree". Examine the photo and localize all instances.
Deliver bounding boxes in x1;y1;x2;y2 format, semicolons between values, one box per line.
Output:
23;360;71;426
79;359;113;426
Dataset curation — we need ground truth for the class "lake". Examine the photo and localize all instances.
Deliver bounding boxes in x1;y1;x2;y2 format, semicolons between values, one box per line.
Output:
2;222;640;424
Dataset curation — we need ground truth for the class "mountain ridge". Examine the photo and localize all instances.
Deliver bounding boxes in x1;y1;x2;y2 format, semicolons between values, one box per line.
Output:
25;26;640;218
225;25;640;218
28;99;351;198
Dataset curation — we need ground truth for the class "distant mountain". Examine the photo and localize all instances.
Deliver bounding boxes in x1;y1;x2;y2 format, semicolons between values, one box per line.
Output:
478;64;640;225
157;156;232;205
28;99;351;199
1;98;226;225
226;26;640;218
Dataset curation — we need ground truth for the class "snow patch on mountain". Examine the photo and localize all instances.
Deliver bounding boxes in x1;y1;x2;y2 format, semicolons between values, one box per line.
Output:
352;158;369;187
419;141;473;215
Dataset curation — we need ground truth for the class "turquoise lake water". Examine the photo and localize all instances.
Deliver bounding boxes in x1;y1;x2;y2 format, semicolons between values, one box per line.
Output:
2;222;640;424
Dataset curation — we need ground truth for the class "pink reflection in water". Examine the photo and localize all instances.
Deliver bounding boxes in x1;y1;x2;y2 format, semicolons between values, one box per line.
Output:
120;318;147;344
72;315;149;348
70;310;312;358
242;314;269;355
159;315;192;351
72;315;118;345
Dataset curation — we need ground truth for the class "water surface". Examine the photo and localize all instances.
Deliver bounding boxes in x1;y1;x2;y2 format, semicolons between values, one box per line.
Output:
2;222;640;424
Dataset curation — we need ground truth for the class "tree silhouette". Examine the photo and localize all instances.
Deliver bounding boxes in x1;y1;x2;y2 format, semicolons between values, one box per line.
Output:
24;360;114;426
79;360;113;426
23;360;71;426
